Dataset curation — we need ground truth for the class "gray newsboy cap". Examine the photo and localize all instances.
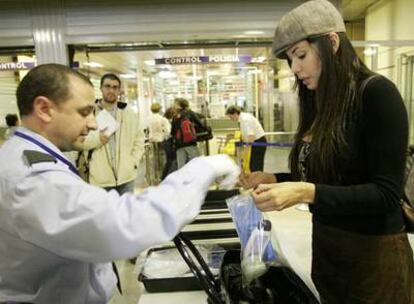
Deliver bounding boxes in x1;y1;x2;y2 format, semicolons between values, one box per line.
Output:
272;0;346;59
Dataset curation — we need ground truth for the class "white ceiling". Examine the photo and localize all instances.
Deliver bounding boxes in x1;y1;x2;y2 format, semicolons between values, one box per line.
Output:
69;0;379;77
0;0;380;79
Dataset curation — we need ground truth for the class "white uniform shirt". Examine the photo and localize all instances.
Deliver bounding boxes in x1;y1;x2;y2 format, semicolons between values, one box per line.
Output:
0;127;217;304
239;112;265;141
148;113;171;143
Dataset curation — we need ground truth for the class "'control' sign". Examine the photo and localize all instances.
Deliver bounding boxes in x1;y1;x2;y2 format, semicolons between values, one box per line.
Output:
0;62;36;71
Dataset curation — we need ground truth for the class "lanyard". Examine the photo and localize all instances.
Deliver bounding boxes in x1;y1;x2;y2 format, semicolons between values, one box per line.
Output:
14;131;79;176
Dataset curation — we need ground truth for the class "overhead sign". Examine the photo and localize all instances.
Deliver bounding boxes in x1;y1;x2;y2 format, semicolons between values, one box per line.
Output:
0;61;80;71
155;55;252;65
0;62;36;71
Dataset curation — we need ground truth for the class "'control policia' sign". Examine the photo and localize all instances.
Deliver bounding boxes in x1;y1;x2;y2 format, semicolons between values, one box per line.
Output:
0;62;36;71
155;55;252;65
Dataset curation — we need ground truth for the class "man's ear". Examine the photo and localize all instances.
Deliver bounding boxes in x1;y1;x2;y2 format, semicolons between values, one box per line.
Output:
32;96;54;123
328;32;340;54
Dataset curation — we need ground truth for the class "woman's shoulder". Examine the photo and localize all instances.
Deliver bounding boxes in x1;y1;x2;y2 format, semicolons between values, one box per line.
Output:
362;74;398;96
361;74;405;115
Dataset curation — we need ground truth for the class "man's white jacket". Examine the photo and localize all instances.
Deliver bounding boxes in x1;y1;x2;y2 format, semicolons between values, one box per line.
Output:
82;103;145;187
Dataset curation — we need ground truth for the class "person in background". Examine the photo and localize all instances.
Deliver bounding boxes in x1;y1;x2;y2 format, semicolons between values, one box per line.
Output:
171;97;204;169
243;1;414;303
0;63;240;303
162;106;178;179
4;113;19;140
148;102;170;143
148;102;171;182
226;105;267;172
81;73;144;195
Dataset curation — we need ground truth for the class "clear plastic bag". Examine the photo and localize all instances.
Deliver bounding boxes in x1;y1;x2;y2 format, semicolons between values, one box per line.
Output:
226;194;286;284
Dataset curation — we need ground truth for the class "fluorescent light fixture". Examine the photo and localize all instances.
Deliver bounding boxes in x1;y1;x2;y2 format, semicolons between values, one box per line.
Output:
363;48;377;56
184;75;202;80
158;71;177;79
120;73;136;79
252;56;267;63
207;70;222;76
144;60;155;66
83;62;103;68
243;30;265;35
232;35;248;39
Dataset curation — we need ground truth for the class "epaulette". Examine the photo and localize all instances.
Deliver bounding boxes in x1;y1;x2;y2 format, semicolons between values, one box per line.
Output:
23;150;56;166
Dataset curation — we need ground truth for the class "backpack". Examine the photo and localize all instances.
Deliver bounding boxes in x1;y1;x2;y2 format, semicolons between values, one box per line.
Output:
176;117;197;144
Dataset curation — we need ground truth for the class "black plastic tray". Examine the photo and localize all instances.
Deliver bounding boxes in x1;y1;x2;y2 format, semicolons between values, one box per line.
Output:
139;243;240;293
202;189;239;210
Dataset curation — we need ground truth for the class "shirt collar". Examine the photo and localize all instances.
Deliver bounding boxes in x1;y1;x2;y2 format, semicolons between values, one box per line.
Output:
14;126;70;162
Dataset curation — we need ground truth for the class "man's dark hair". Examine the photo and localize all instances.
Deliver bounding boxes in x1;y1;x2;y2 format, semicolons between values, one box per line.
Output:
164;107;176;120
174;98;189;110
100;73;121;88
5;114;18;127
225;105;241;115
16;63;93;116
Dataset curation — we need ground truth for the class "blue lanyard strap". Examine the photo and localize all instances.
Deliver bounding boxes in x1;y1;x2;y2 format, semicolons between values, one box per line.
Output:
14;131;79;176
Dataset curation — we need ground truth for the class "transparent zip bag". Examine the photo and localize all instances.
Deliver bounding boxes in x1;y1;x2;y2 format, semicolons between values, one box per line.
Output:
226;194;287;285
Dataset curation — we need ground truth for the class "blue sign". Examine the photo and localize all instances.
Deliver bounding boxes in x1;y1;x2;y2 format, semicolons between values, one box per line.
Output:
0;62;36;71
0;61;80;71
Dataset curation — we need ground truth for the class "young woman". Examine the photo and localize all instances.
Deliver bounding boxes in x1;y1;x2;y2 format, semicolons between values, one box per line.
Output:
248;0;414;303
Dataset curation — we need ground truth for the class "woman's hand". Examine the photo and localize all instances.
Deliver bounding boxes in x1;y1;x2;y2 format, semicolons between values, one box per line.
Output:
252;182;315;212
239;171;277;189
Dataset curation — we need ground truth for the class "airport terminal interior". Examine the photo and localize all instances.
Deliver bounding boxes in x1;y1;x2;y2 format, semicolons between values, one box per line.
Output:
0;0;414;303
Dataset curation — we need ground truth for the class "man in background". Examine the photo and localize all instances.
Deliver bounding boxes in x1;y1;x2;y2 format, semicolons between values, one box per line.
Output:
171;97;205;169
226;105;267;172
4;113;19;140
148;102;171;182
82;73;144;194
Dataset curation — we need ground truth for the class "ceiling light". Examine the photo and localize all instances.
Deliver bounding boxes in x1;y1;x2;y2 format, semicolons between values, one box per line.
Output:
158;71;177;79
144;60;155;66
363;48;377;56
243;30;265;35
120;73;136;79
252;56;267;63
83;62;103;68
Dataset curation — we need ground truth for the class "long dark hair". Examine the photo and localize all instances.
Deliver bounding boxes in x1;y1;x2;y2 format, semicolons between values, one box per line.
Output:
289;33;374;184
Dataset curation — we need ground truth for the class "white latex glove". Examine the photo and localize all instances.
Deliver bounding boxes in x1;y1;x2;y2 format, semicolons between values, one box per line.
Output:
201;154;240;190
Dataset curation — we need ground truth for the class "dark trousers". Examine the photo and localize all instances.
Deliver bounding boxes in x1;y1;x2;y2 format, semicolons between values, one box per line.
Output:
249;136;267;172
161;138;177;180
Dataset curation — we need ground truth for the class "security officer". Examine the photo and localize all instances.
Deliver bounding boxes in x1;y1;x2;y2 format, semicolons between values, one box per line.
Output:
0;63;240;304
